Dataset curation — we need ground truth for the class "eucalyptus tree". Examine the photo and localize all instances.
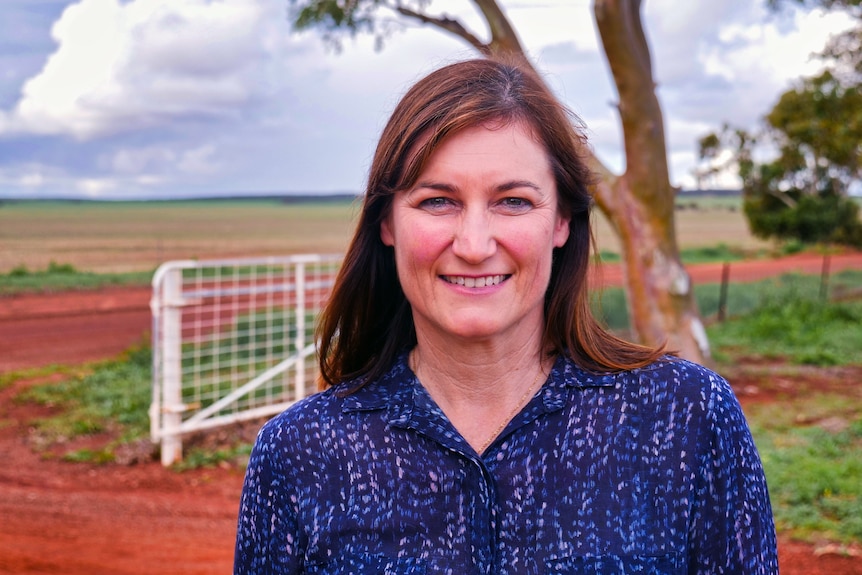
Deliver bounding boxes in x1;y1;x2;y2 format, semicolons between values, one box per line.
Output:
699;0;862;248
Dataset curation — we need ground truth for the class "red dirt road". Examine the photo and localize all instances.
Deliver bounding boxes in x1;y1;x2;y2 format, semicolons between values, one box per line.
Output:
1;251;861;574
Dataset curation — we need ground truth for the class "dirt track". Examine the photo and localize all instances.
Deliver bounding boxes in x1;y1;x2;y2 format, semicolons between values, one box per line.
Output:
1;252;861;574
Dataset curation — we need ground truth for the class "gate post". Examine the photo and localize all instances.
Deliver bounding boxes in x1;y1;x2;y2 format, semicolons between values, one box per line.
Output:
294;262;306;399
160;267;184;466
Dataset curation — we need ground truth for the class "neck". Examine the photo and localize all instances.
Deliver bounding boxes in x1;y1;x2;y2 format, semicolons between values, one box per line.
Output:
409;330;551;453
414;326;545;394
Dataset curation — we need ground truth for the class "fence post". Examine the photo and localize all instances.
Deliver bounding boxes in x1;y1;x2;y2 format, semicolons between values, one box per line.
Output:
160;267;184;466
717;261;731;322
294;262;306;399
820;253;832;301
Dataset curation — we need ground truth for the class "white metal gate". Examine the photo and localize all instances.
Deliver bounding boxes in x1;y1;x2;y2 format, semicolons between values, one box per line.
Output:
149;254;341;466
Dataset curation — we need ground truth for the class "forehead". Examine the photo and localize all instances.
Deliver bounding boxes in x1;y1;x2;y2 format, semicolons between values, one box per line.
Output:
415;120;550;175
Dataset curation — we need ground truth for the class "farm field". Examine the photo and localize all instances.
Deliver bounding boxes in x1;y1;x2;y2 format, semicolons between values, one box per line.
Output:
0;196;771;274
0;199;360;274
1;197;861;575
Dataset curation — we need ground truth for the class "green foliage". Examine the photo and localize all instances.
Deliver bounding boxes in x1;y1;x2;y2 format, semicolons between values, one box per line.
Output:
289;0;395;50
747;396;862;543
593;244;751;270
768;71;862;174
743;186;862;247
0;262;153;295
173;443;253;472
707;285;862;365
595;269;862;360
679;243;750;264
20;347;152;451
594;250;621;263
590;287;629;331
737;70;862;248
63;448;116;464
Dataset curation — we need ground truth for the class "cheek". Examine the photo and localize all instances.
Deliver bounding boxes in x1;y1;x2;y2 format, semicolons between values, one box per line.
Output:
394;220;449;271
497;225;557;288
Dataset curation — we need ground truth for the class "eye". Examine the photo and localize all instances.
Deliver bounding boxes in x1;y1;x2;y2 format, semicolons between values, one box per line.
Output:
498;197;533;212
418;197;456;211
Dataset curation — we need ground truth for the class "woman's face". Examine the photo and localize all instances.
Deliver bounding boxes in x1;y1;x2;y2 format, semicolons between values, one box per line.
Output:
381;121;570;346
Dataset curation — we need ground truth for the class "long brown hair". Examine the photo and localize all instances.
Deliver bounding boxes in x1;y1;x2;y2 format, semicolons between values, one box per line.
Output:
316;57;663;389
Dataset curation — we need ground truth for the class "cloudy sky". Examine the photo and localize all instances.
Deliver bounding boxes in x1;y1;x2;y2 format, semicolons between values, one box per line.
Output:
0;0;853;199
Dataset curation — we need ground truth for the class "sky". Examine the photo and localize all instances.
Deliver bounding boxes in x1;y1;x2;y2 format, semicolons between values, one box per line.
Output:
0;0;854;200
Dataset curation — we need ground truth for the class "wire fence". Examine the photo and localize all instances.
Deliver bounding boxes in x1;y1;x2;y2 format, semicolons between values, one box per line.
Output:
594;255;862;331
150;254;341;465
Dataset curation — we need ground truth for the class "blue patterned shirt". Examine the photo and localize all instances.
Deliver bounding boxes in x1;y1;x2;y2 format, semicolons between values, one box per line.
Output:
234;354;778;574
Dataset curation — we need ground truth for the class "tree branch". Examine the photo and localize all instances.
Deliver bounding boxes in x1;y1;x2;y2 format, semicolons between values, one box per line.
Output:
394;5;491;54
471;0;526;56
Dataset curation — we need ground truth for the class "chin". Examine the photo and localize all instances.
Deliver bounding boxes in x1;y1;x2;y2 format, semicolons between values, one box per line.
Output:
441;319;509;341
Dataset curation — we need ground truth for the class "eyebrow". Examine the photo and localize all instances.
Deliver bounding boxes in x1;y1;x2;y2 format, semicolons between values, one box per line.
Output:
412;180;543;193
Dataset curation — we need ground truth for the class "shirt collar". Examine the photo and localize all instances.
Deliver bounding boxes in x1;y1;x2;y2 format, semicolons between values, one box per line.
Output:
341;351;620;418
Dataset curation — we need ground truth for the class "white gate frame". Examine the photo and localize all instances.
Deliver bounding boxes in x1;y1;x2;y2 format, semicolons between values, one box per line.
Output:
149;254;340;466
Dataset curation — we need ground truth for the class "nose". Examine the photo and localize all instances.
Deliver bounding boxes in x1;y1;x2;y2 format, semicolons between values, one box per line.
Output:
451;208;496;263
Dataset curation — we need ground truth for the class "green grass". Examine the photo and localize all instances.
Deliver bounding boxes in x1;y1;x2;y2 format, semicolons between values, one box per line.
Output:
11;341;259;468
746;396;862;544
680;243;753;264
594;244;754;265
173;443;254;472
594;269;862;341
18;346;152;459
0;261;152;295
706;285;862;366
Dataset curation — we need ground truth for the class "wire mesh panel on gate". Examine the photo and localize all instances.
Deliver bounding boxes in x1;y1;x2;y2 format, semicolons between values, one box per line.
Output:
150;254;341;465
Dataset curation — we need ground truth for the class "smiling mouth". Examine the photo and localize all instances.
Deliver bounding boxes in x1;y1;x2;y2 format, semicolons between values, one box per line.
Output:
441;274;509;288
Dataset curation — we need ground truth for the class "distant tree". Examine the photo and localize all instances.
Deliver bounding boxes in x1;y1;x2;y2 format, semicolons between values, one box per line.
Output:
698;0;862;248
289;0;711;363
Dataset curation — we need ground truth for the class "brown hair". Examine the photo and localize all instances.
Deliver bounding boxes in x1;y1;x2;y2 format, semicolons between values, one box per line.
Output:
316;57;663;388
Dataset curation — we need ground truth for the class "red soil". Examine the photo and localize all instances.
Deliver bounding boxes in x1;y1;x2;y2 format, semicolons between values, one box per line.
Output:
1;251;861;574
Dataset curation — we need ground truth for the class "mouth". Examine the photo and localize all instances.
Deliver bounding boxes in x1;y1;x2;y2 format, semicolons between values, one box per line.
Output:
441;274;509;288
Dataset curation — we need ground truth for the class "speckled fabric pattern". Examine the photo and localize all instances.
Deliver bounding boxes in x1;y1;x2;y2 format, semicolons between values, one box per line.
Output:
234;354;778;574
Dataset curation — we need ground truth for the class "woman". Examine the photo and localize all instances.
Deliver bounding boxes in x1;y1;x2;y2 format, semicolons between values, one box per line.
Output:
234;58;777;574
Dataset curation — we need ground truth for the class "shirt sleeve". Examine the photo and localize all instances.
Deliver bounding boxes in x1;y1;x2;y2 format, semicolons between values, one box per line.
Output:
234;419;302;575
687;373;778;574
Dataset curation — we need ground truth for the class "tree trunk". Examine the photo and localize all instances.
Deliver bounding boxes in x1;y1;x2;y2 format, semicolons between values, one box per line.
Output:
592;0;709;362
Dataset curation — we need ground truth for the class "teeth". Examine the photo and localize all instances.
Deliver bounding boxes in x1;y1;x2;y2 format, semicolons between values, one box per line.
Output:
444;275;505;287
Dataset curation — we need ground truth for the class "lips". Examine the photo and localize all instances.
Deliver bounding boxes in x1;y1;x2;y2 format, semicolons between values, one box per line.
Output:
441;274;508;288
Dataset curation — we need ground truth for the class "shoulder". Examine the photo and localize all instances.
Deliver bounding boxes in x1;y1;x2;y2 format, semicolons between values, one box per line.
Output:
564;355;742;428
624;357;755;444
622;355;735;403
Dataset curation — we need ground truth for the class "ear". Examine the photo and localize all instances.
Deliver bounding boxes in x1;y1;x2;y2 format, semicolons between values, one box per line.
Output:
380;216;395;246
553;213;570;248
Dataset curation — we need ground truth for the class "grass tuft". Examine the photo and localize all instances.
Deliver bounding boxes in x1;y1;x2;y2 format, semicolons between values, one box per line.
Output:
19;346;152;455
746;397;862;544
707;290;862;366
0;262;153;295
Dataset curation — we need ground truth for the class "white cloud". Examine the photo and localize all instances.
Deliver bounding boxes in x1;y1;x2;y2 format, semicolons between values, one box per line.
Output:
108;145;175;174
77;177;117;196
0;0;855;197
177;143;218;175
18;172;47;188
0;0;270;140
